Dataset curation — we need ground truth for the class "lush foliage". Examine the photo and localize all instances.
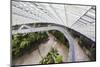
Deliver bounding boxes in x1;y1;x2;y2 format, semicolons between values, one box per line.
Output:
40;48;63;64
12;32;48;59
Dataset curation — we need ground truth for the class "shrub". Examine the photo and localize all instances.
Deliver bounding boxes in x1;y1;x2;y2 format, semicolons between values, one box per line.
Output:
12;32;48;59
40;47;63;64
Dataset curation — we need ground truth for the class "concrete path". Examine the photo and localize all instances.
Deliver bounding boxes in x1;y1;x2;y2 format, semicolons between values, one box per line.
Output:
73;38;90;61
13;34;69;65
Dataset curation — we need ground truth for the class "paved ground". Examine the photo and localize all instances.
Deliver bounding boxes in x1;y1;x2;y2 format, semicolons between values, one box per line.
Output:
13;34;69;65
73;38;90;61
13;34;90;65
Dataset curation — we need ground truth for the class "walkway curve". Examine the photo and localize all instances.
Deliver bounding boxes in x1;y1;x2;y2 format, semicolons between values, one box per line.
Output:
12;26;80;62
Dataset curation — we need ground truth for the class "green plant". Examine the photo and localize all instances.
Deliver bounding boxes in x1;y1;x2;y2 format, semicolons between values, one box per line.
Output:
40;47;63;64
12;32;48;59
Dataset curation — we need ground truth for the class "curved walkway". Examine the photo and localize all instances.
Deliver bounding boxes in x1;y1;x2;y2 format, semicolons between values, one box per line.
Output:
13;34;69;65
12;26;89;62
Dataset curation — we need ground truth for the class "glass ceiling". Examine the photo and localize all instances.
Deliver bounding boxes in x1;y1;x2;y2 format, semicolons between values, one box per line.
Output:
12;1;96;41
